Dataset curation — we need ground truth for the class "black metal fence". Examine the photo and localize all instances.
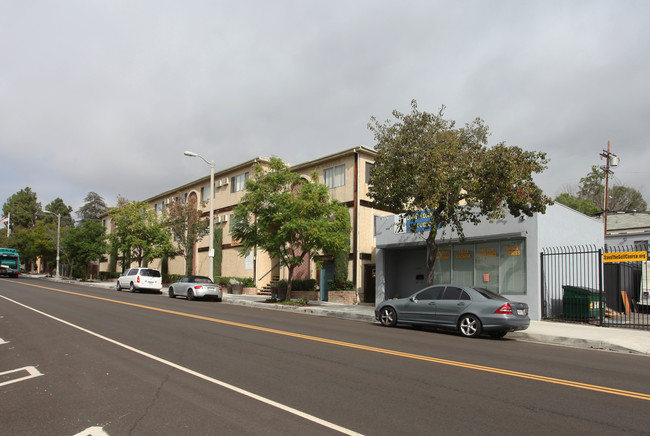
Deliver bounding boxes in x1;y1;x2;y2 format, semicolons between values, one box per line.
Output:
541;245;649;330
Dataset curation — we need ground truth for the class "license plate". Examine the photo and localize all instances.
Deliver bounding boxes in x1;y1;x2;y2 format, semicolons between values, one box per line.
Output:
517;309;526;316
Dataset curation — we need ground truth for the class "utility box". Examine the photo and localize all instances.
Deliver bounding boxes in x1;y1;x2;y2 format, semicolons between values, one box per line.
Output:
562;285;603;319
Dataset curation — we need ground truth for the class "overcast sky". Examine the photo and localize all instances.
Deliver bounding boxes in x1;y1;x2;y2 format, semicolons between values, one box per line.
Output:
1;0;648;216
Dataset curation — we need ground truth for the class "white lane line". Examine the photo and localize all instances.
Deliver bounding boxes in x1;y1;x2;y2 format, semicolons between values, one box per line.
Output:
0;337;8;344
1;296;363;436
73;426;110;436
0;366;43;387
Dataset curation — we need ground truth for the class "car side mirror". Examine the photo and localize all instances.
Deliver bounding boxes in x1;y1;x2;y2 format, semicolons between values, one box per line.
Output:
409;296;415;302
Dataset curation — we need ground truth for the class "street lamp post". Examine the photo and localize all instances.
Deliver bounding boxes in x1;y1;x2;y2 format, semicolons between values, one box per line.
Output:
184;151;215;280
44;211;61;280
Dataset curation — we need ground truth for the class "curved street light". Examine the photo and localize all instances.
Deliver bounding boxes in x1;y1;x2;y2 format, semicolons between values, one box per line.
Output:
184;150;215;280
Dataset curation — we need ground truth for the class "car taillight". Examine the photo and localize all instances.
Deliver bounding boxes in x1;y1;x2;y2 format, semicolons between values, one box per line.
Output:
495;303;513;314
137;276;140;283
194;285;203;290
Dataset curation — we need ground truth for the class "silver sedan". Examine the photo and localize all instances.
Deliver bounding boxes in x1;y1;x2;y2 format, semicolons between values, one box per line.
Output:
375;284;529;338
168;276;223;301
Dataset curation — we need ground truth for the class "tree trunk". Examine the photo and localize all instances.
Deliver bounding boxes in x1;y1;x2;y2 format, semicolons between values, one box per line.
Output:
425;229;439;286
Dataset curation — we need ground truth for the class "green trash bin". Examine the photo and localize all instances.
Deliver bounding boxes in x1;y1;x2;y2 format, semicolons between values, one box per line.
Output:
562;285;603;319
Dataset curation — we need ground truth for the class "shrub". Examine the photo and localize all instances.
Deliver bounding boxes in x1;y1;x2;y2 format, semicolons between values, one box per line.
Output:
99;271;121;281
328;279;354;290
291;279;317;291
241;276;256;287
164;274;184;285
274;279;288;289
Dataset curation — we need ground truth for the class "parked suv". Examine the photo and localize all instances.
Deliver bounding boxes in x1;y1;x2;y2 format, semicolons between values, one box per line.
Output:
116;267;163;293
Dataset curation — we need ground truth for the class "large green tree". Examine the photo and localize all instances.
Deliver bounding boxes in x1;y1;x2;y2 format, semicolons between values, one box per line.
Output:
3;187;41;231
231;157;351;300
109;201;175;269
555;166;647;215
62;221;108;279
165;193;209;276
368;101;552;285
77;192;108;223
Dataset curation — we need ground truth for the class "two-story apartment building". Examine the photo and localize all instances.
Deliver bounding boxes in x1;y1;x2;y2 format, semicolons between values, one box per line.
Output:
100;146;391;303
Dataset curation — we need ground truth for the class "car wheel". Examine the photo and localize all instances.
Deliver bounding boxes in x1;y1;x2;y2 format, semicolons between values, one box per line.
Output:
116;281;121;291
168;287;175;298
488;330;508;339
187;290;195;301
379;307;398;327
129;282;137;293
458;314;482;338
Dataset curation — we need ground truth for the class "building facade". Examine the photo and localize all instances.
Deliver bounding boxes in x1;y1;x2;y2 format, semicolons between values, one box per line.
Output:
100;146;391;302
374;204;604;320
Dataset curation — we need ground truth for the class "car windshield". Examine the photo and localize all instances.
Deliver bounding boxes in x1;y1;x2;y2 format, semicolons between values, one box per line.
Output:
472;287;508;300
193;276;213;284
141;269;161;277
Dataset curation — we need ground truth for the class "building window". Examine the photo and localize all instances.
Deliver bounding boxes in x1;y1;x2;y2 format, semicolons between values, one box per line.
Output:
200;184;211;202
324;164;345;188
231;172;249;193
365;162;374;184
453;244;475;286
433;239;526;295
500;240;526;295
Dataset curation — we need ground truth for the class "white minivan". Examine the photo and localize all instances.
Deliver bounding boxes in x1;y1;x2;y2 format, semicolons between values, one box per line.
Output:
116;267;163;293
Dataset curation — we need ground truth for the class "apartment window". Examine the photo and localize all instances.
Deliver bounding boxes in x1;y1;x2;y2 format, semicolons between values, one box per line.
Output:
365;162;374;184
324;164;345;188
200;184;211;202
231;172;249;193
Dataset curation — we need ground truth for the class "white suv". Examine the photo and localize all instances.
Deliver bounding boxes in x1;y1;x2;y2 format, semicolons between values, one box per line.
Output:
116;267;163;293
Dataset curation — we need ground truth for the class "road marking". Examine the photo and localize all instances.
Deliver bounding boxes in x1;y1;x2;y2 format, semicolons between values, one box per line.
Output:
0;366;43;387
4;280;650;402
73;426;110;436
0;337;8;344
0;295;362;436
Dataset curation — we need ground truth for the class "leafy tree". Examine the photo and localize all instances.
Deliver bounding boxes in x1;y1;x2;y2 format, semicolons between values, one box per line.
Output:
577;166;605;209
607;185;647;211
556;166;647;214
109;201;175;269
44;198;75;227
9;224;54;273
77;192;108;223
231;157;351;300
368;101;552;285
2;187;41;231
554;193;600;216
62;221;108;279
164;193;209;276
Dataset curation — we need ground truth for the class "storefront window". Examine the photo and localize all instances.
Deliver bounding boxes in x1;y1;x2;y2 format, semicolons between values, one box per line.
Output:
476;242;500;293
453;244;474;286
500;240;526;295
434;247;451;284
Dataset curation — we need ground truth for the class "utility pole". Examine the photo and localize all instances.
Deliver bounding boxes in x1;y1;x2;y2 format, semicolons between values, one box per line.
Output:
600;141;619;238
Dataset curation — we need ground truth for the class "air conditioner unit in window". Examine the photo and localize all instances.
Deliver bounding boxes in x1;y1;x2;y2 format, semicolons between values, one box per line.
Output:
216;216;222;223
222;178;229;185
222;215;229;222
216;180;222;187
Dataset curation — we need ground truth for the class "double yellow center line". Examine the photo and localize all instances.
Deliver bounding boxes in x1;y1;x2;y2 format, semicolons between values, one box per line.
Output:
7;280;650;402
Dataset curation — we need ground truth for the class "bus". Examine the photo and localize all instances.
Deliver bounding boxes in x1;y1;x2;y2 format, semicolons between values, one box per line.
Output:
0;248;20;277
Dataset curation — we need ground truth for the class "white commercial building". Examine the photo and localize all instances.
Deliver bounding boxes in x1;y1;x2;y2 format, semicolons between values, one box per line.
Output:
374;204;604;320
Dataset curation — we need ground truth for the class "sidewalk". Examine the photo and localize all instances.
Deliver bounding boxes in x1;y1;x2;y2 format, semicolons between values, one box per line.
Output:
44;277;650;355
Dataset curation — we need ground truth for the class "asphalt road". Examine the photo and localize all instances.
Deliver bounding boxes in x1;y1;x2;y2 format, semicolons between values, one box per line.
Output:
2;278;650;435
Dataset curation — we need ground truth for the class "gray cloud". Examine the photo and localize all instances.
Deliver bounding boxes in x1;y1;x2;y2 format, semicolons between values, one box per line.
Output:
1;0;648;213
